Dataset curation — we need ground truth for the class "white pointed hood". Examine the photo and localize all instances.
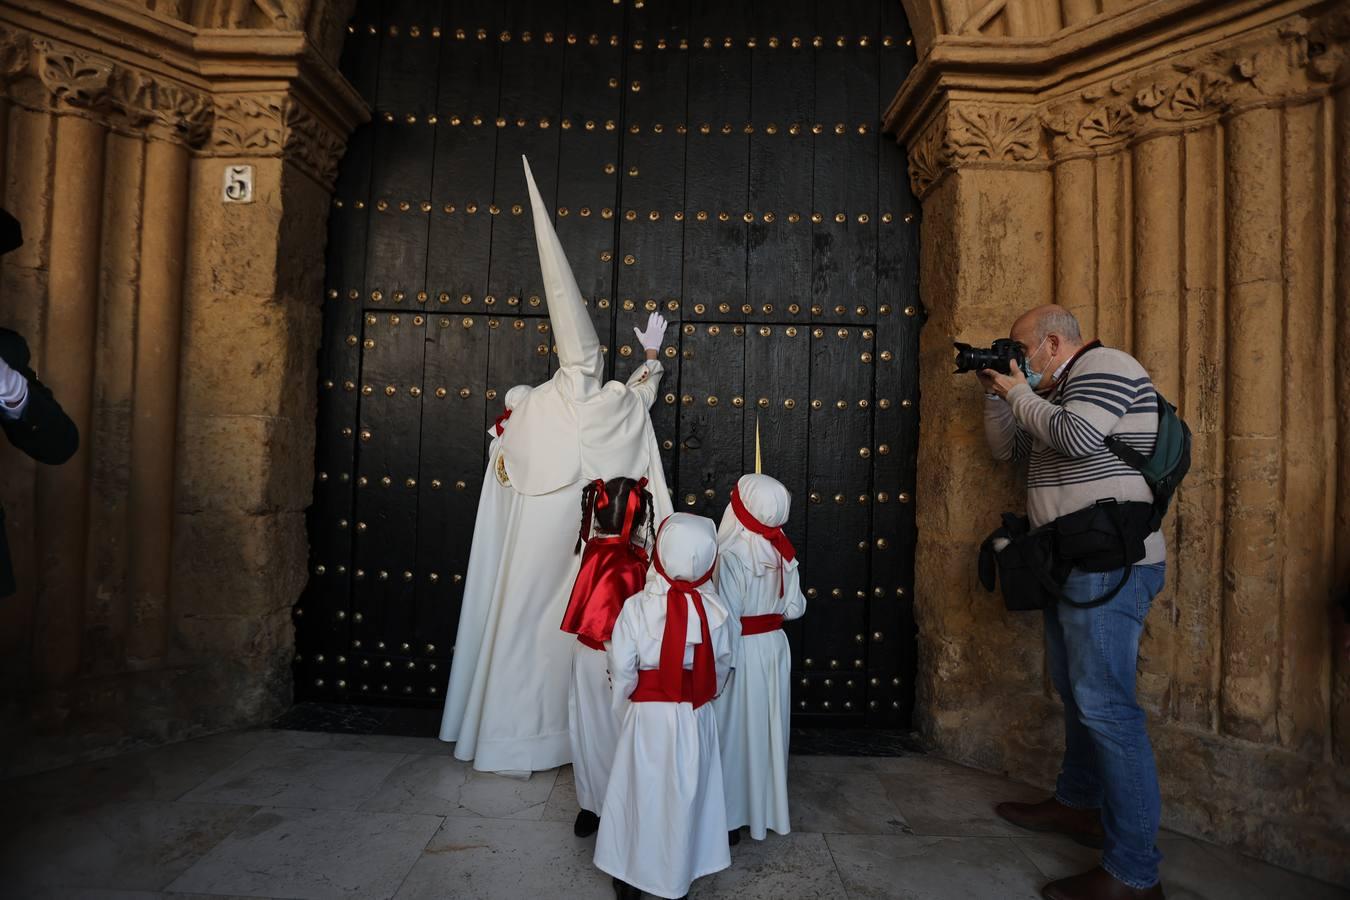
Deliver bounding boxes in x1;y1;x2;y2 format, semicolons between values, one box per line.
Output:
522;156;603;390
497;158;670;498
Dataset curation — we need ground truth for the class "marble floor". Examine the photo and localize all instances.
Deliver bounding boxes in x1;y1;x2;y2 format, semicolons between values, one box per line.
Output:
1;727;1343;900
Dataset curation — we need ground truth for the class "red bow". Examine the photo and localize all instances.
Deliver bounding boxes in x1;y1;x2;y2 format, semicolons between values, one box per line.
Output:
652;538;717;708
493;408;512;436
730;486;796;597
591;479;610;509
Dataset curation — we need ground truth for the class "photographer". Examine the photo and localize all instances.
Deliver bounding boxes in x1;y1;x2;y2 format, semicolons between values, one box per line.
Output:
978;305;1166;900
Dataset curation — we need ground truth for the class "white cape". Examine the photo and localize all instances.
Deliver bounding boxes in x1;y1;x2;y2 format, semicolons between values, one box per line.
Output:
438;156;674;773
438;364;673;772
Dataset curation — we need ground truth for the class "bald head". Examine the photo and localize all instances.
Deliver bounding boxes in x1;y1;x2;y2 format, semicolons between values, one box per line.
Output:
1009;305;1084;393
1013;305;1083;346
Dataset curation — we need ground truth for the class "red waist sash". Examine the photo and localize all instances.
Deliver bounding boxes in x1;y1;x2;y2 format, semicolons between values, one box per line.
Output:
740;613;785;635
630;668;706;707
577;634;605;651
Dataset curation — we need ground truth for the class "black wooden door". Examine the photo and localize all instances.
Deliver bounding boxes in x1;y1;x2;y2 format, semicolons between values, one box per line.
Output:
300;0;922;728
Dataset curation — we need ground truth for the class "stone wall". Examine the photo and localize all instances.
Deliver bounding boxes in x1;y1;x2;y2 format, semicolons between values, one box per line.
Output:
0;0;363;775
887;0;1350;884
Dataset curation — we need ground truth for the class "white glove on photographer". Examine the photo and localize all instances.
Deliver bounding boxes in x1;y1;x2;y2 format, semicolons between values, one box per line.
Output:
0;355;28;419
632;312;667;353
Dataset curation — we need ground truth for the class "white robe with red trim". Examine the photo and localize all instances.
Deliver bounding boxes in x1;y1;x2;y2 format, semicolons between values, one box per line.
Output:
594;514;735;900
711;473;806;840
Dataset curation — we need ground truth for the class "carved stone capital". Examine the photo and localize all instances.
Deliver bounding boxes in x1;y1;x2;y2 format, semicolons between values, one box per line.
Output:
1041;12;1349;159
0;2;366;182
906;101;1046;198
0;26;214;148
204;92;349;189
903;8;1350;194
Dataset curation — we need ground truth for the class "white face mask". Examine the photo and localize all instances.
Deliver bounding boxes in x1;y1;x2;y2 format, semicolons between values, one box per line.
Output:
1023;337;1051;390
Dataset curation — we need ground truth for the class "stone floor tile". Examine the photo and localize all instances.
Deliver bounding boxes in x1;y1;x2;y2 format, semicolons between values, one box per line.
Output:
789;754;945;776
357;753;558;820
690;831;849;899
322;733;450;756
3;891;168;900
878;757;1045;837
165;807;442;900
204;728;339;755
4;733;260;814
1014;833;1350;900
825;833;1047;899
789;770;909;835
393;817;611;900
179;747;408;810
0;800;257;893
9;892;268;900
541;768;581;823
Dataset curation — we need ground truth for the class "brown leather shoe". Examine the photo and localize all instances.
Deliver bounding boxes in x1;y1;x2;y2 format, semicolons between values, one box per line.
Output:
1042;866;1163;900
994;796;1104;848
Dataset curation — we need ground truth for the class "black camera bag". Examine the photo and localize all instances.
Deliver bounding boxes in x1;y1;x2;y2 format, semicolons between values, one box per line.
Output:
978;513;1065;611
979;499;1154;612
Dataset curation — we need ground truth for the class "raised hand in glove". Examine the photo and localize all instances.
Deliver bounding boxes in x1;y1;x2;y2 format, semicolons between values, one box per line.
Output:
632;312;668;360
0;354;28;419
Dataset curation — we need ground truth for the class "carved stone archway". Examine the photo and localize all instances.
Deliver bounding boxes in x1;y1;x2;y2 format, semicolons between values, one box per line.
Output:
0;0;1346;885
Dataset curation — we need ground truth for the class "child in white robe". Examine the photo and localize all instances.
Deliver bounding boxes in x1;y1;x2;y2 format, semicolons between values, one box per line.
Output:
594;513;736;900
713;473;807;843
559;476;656;837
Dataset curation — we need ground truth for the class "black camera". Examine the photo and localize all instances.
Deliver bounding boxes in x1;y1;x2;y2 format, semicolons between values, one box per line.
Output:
953;338;1024;375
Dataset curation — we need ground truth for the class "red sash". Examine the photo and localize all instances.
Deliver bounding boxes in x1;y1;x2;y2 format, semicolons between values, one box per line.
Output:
651;532;717;709
577;634;605;651
730;486;797;596
630;668;696;703
740;613;784;636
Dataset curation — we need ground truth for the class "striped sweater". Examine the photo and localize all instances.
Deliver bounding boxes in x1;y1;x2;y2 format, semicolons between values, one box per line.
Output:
985;345;1165;564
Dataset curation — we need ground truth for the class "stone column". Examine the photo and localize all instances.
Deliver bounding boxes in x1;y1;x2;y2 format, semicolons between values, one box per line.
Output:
36;110;106;685
0;1;366;773
901;100;1063;773
125;137;189;669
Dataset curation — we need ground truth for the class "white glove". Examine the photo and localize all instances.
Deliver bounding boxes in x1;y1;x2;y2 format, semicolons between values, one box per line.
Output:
0;355;27;415
632;312;667;353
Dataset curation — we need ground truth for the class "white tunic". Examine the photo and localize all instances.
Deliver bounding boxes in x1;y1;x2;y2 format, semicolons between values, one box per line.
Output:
570;640;621;813
712;550;807;839
438;362;672;773
594;515;735;900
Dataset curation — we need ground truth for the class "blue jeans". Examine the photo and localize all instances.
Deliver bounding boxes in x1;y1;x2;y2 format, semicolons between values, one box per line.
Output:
1044;563;1166;889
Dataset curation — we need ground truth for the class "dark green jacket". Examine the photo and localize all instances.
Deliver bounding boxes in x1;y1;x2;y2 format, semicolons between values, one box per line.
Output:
0;327;79;597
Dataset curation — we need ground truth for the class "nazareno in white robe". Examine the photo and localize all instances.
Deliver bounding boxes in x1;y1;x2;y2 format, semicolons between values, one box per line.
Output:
438;157;674;774
594;514;735;900
712;473;806;840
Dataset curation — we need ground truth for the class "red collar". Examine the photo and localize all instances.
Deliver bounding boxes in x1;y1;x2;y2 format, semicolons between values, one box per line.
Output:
651;527;717;707
730;486;796;596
